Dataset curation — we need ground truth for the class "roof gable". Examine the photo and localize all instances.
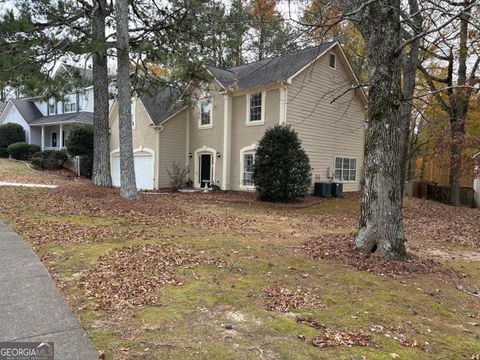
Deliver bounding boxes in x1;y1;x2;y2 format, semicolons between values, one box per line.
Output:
10;99;43;124
140;87;187;126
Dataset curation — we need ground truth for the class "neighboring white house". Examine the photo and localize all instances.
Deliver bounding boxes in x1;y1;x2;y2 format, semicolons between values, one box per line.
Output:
0;64;110;150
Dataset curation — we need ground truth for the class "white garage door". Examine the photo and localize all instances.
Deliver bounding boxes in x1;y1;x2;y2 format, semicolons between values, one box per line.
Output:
111;154;154;190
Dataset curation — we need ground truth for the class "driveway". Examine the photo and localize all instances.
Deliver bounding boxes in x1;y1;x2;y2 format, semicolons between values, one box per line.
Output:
0;221;98;360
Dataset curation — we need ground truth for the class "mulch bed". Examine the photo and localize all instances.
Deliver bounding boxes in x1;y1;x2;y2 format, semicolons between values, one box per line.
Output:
301;233;456;278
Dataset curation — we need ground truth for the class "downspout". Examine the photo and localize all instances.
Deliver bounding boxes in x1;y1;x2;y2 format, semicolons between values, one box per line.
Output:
279;81;288;125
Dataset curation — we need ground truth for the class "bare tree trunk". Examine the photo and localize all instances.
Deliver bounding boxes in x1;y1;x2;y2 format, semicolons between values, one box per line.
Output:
400;0;422;191
340;0;406;260
448;8;470;206
91;0;112;187
449;117;462;205
115;0;138;200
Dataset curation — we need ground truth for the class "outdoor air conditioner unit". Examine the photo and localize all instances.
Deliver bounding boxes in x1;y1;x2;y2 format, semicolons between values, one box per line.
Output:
331;182;344;198
314;182;332;197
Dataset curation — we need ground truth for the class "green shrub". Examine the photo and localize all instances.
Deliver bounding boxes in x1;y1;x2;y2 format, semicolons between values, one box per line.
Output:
7;142;36;160
0;148;8;158
253;124;312;202
0;123;25;149
31;150;68;170
66;124;93;178
66;123;93;157
28;144;41;155
30;153;46;169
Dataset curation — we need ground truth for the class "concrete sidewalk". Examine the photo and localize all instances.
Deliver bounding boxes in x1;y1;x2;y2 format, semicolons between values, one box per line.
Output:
0;221;98;359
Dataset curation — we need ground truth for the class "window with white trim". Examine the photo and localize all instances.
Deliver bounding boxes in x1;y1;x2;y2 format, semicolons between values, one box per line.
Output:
334;157;357;182
329;53;336;69
48;100;56;115
63;94;77;113
199;95;212;127
249;92;262;122
242;152;255;186
78;93;86;111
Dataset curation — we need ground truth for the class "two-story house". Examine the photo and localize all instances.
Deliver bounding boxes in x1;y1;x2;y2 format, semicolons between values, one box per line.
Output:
109;41;367;192
0;64;96;150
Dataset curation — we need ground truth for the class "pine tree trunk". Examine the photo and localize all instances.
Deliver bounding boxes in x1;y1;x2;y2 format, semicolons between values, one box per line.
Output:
91;0;112;187
115;0;138;200
340;0;407;260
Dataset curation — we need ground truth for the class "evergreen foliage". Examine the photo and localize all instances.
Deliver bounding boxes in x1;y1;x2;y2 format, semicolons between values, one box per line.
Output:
66;124;94;158
253;124;312;202
7;142;37;160
66;123;93;178
31;150;68;170
0;123;25;149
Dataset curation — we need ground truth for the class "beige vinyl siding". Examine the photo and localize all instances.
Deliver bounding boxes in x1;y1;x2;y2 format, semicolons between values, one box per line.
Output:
230;88;280;191
287;46;366;192
109;98;157;153
187;83;224;188
158;112;187;188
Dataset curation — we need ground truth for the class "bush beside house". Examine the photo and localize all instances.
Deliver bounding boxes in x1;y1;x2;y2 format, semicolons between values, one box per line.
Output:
7;142;40;160
253;124;312;202
31;150;68;170
66;124;94;177
0;123;25;157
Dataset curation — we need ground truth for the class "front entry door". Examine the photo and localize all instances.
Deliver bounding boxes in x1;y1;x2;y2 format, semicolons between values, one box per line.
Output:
51;132;57;148
200;154;211;188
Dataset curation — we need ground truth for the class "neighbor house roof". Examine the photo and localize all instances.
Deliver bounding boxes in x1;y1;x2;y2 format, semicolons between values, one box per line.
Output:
61;64;93;81
7;98;92;125
11;99;43;123
206;41;336;90
140;87;187;126
29;111;93;126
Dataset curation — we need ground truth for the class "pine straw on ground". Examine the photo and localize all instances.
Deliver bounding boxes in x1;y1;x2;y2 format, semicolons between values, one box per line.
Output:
300;234;457;279
80;244;225;311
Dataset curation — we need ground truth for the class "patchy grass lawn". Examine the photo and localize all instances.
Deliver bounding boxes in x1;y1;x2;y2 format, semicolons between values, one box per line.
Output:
0;159;479;359
0;158;76;185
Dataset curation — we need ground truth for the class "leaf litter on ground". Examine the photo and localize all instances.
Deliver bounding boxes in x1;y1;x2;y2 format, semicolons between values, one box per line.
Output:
80;244;224;310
